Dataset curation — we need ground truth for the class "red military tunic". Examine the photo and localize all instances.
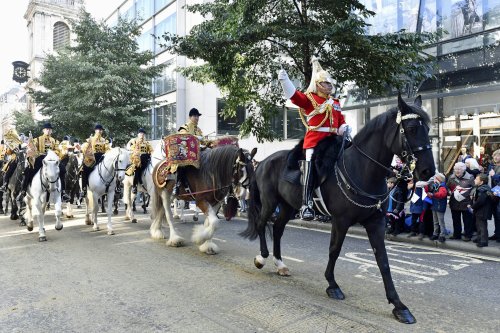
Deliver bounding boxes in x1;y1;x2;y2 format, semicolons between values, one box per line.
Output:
290;90;346;149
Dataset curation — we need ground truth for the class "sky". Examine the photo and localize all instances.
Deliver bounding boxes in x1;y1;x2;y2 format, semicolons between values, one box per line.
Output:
0;0;123;92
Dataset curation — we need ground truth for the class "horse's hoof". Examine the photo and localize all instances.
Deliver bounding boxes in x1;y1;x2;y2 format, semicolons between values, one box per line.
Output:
19;221;26;227
125;216;131;221
277;267;290;276
55;225;63;231
27;225;33;232
143;209;147;214
254;258;264;269
113;210;118;215
393;308;416;324
85;219;92;225
132;207;136;212
193;216;198;222
39;236;47;242
77;206;81;209
93;226;100;231
10;215;18;220
131;219;137;223
326;287;345;300
0;209;4;214
107;230;115;235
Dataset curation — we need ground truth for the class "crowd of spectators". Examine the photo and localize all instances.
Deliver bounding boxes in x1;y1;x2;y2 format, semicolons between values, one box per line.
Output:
385;148;500;248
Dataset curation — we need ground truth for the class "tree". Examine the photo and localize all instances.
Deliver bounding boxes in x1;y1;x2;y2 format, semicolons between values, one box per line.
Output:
31;11;163;145
163;0;440;142
13;111;39;138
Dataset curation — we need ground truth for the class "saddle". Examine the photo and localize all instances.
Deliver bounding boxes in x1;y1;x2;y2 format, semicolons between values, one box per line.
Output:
282;136;345;187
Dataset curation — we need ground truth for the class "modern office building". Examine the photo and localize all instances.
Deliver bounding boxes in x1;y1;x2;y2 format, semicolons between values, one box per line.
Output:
345;0;500;174
107;0;500;170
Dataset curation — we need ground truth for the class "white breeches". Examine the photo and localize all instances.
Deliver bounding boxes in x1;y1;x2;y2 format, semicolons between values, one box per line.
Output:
305;148;314;162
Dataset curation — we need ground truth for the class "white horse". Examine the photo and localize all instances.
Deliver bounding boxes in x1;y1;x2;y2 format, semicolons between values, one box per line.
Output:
172;199;200;221
24;150;63;242
123;159;155;224
84;147;129;235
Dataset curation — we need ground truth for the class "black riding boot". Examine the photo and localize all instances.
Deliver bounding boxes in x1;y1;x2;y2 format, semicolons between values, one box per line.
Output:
81;171;88;199
17;170;31;202
299;160;315;221
132;169;140;194
60;165;70;202
172;168;185;196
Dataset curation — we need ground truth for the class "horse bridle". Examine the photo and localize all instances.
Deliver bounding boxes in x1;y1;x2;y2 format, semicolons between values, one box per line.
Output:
40;160;60;193
233;153;253;189
97;148;127;189
336;108;432;208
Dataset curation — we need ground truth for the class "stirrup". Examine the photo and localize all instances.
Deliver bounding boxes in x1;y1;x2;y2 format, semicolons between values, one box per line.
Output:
172;184;180;196
62;191;71;203
132;186;138;194
300;205;315;221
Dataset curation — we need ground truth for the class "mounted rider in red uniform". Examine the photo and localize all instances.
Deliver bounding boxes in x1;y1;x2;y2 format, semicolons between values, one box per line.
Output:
278;58;350;221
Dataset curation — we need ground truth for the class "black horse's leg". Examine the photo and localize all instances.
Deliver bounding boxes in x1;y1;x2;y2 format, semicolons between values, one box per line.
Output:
272;204;294;276
0;190;4;214
254;200;277;270
325;221;349;300
364;221;416;324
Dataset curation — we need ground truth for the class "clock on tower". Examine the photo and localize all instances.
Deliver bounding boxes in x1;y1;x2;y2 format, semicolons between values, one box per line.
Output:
12;61;29;83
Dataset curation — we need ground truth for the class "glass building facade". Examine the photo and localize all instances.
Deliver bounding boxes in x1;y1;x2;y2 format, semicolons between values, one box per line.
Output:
345;0;500;174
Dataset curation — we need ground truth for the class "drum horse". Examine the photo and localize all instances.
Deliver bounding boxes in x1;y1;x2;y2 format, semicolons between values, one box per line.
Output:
241;95;435;324
150;135;256;254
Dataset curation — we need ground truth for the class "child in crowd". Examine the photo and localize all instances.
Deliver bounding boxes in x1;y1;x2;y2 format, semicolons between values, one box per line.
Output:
426;173;448;243
468;174;494;247
385;177;405;235
408;180;428;238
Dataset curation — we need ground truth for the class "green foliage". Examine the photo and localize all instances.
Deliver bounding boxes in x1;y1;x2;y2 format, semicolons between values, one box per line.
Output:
13;111;39;138
31;11;163;145
162;0;440;142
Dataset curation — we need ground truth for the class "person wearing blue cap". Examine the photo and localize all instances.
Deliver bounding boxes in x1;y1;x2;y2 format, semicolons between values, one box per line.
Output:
17;123;70;202
80;124;111;198
126;128;153;194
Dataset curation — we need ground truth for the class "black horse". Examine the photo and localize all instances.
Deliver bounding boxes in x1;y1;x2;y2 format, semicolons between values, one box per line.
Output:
5;150;27;224
241;95;435;324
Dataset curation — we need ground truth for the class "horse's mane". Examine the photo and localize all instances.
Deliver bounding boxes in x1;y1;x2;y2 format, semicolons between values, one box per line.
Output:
103;147;122;161
353;102;430;145
199;145;239;188
44;150;59;161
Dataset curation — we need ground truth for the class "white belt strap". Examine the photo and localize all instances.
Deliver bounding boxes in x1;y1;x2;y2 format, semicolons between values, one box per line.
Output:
311;127;337;133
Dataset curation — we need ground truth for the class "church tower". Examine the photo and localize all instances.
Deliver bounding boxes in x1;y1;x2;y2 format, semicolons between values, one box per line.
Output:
24;0;83;118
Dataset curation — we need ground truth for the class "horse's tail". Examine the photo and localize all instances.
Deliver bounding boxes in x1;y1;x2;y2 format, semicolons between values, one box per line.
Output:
239;176;262;240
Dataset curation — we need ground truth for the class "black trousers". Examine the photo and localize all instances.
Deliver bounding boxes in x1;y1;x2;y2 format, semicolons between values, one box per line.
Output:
133;154;151;187
82;153;104;189
475;216;488;244
451;209;473;238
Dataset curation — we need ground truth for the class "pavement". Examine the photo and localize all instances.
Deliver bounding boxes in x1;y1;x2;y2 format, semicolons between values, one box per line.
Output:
235;210;500;259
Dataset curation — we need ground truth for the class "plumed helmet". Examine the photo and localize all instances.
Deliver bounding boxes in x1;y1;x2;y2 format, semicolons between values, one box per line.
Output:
306;57;336;94
189;108;202;117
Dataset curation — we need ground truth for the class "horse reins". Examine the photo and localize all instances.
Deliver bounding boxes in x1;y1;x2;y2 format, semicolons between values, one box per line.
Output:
336;108;431;209
40;161;60;193
97;148;127;192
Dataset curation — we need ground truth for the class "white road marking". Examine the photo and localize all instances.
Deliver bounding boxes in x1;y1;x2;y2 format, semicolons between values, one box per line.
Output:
287;224;500;263
269;252;304;263
213;237;227;243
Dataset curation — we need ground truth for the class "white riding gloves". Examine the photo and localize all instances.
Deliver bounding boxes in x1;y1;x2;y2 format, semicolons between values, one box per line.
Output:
338;124;351;136
278;69;296;99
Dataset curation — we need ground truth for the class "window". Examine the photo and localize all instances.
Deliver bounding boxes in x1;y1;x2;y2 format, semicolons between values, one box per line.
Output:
286;107;305;139
270;107;285;139
149;103;177;139
136;0;153;22
155;13;176;54
137;27;154;52
486;0;500;29
420;0;437;33
155;0;173;11
442;0;484;40
154;60;176;96
53;22;70;51
217;99;246;135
